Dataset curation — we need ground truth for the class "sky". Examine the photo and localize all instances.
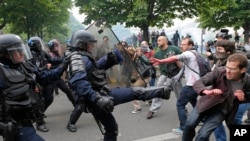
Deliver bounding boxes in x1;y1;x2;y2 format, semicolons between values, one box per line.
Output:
71;6;86;23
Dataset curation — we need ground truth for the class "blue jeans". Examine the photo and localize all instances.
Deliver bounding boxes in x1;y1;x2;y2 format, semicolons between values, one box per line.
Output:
149;77;155;86
16;126;45;141
177;86;198;130
234;103;250;124
213;103;250;141
214;123;226;141
182;107;225;141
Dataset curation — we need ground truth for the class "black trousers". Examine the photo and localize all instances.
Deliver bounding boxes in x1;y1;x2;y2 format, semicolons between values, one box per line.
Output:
54;79;76;106
42;78;76;112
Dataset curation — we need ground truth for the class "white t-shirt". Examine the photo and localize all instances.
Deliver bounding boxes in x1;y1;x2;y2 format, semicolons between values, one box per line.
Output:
176;51;200;86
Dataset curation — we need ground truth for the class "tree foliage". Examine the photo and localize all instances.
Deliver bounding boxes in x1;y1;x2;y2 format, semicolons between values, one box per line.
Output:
74;0;203;42
0;0;72;39
196;0;250;41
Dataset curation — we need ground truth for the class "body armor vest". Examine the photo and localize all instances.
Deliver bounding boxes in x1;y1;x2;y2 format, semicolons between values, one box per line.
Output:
66;50;108;91
0;63;36;121
30;50;48;68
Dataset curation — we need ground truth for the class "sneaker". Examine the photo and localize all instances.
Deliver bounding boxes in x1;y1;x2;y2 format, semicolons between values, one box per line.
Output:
172;128;183;135
36;124;49;132
146;111;155;119
244;119;250;124
131;108;141;114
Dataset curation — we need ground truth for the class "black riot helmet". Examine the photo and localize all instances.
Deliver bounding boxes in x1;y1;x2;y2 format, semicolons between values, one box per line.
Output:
47;39;60;51
28;36;45;52
68;30;97;51
0;34;32;64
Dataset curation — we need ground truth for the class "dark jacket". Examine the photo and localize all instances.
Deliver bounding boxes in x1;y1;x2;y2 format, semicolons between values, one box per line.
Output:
193;66;250;125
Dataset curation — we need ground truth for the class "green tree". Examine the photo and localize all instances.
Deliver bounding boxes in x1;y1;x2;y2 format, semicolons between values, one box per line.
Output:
74;0;201;42
0;0;72;39
196;0;250;42
0;0;10;29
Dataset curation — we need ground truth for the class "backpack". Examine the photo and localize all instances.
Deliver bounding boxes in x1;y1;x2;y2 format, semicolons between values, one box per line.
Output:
185;50;211;77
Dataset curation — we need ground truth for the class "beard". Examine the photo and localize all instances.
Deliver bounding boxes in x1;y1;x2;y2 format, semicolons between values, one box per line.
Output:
216;52;228;60
158;44;164;49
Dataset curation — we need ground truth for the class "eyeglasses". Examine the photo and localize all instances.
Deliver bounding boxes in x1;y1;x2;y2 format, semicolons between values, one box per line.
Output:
226;66;239;72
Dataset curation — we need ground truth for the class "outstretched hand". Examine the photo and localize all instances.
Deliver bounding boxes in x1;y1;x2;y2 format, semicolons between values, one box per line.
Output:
149;58;160;66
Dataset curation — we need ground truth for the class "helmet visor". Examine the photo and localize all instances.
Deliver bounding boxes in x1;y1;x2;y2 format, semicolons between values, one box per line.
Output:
34;39;46;51
29;38;46;51
7;43;32;64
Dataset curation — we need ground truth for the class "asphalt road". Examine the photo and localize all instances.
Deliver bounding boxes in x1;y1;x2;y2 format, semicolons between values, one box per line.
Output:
29;90;224;141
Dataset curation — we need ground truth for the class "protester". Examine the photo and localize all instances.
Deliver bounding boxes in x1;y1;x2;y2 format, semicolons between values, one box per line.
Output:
150;37;200;135
182;53;250;141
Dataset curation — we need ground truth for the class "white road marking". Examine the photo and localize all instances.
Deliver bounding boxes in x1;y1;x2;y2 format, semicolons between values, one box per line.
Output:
132;132;180;141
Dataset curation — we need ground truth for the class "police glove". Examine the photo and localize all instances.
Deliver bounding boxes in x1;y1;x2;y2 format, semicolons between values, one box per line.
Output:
107;48;124;64
60;56;70;71
95;94;114;113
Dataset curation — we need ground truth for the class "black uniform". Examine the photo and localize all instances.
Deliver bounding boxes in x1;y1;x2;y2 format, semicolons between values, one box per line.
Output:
0;34;67;141
27;36;63;132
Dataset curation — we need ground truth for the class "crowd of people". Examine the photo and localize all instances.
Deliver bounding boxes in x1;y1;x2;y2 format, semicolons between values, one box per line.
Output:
1;26;250;141
126;29;187;49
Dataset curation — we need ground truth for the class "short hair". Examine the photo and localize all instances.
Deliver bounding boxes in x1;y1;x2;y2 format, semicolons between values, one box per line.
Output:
215;40;235;54
182;37;194;46
227;53;248;69
141;40;148;45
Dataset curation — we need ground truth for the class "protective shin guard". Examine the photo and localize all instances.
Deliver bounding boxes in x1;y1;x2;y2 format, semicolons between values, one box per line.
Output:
69;104;84;124
103;124;118;141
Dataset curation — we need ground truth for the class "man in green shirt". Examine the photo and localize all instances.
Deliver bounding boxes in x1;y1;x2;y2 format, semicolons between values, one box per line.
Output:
139;36;182;119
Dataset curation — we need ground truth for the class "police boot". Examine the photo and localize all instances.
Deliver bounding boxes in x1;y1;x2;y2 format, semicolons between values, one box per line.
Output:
160;85;172;100
132;86;171;100
67;122;77;132
66;104;84;132
36;123;49;132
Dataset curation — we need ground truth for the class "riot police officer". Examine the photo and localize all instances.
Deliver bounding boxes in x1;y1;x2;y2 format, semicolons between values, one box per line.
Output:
65;30;171;141
0;34;67;141
47;39;76;106
28;36;53;132
28;36;62;132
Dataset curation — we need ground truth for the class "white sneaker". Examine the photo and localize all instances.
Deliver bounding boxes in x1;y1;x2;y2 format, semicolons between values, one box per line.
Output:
172;128;183;135
131;108;141;114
